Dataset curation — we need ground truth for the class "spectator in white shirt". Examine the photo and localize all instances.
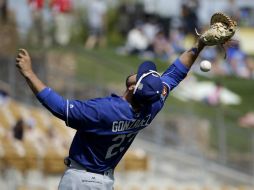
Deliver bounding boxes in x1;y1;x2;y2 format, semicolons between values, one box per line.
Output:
85;0;107;49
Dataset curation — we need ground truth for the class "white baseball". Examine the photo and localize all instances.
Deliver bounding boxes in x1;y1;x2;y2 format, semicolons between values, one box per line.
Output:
200;60;212;72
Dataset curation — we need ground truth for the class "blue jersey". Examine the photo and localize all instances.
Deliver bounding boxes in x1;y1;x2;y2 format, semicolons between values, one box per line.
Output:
37;58;189;173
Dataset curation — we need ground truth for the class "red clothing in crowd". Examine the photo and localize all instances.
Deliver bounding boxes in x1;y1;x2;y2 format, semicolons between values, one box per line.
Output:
51;0;72;13
28;0;44;10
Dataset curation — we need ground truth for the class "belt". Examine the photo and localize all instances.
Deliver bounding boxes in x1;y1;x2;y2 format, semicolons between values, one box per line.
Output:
64;157;113;176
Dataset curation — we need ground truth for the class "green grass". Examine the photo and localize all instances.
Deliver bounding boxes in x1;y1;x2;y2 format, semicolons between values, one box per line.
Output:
73;47;169;87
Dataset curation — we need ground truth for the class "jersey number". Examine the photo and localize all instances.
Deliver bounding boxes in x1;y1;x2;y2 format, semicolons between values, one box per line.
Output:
105;133;137;159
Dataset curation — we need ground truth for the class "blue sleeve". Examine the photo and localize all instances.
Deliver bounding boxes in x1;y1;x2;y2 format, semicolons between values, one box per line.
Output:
37;87;101;131
36;87;67;121
161;58;189;92
66;99;101;131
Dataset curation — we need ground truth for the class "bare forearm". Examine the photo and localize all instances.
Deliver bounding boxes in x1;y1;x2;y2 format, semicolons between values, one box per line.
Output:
179;40;205;69
16;49;46;95
16;49;67;122
24;72;46;95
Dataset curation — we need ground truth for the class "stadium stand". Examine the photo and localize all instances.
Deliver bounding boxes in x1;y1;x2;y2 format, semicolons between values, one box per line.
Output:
121;149;149;171
43;147;67;174
8;100;23;120
0;108;11;129
2;139;26;171
0;99;15;128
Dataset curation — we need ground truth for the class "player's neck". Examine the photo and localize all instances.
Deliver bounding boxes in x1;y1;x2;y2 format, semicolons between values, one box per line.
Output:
122;90;141;112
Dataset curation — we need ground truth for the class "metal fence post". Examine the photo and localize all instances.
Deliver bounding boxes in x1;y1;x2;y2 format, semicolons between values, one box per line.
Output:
217;105;227;164
154;113;165;146
251;130;254;182
8;58;16;97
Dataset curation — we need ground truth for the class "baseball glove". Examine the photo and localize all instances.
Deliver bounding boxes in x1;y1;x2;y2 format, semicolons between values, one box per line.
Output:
197;12;237;46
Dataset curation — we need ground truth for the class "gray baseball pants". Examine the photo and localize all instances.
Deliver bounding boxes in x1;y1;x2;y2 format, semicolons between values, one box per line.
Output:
58;159;114;190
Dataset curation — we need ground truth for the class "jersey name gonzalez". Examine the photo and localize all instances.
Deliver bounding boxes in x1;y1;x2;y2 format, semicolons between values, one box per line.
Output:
112;114;151;132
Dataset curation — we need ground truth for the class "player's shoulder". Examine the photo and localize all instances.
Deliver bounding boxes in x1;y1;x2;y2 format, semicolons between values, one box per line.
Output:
82;94;120;103
93;94;133;121
84;94;129;110
92;94;125;104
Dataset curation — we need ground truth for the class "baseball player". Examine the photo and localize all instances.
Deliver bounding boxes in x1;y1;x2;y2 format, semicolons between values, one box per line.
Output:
16;11;237;190
16;39;205;189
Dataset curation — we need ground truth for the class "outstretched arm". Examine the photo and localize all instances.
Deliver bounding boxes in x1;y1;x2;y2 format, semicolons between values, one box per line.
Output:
16;49;66;120
179;39;206;69
161;39;206;93
16;49;101;130
16;49;46;95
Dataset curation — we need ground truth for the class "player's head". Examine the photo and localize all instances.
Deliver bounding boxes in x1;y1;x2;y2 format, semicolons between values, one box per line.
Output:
125;61;163;105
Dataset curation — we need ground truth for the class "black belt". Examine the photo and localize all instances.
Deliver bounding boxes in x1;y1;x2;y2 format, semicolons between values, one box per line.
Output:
64;157;113;176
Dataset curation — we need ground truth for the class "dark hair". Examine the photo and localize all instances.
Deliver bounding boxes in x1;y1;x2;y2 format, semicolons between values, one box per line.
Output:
125;74;136;88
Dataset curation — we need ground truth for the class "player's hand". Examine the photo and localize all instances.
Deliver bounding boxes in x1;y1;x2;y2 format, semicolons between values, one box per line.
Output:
16;49;33;77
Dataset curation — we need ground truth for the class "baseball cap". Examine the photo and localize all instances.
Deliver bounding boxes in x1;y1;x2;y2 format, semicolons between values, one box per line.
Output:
133;61;163;104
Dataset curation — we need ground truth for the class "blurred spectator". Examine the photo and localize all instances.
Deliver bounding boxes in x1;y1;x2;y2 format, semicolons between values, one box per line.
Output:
153;31;173;61
8;0;32;42
0;0;7;22
0;88;9;105
0;81;10;105
224;0;241;23
180;4;199;36
157;16;171;39
246;56;254;79
50;0;73;46
117;2;144;38
239;112;254;128
85;0;107;49
182;0;199;12
24;117;46;155
226;45;251;78
169;28;185;54
117;2;133;38
142;15;159;47
12;118;25;141
46;127;66;154
203;81;223;106
28;0;44;45
0;1;18;55
123;21;149;55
